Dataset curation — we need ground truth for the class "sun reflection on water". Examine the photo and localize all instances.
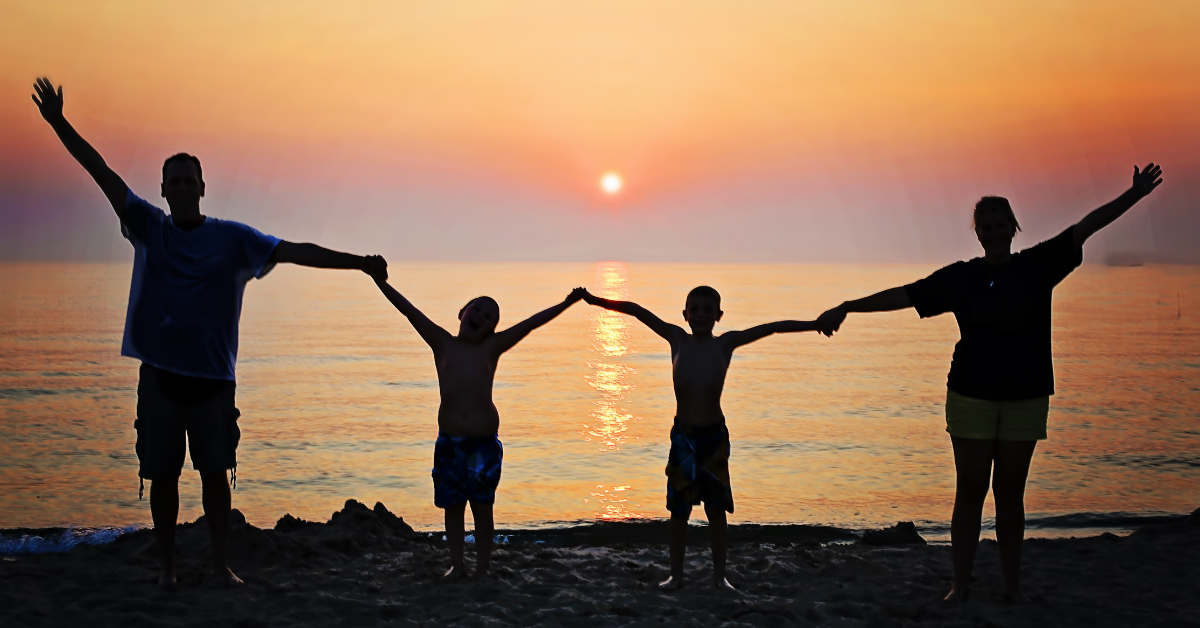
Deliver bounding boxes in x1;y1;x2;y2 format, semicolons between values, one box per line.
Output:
581;262;647;520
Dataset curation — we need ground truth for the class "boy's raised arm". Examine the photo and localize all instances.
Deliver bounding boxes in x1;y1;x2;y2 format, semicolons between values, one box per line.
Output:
491;288;586;355
724;320;819;350
32;78;129;221
581;289;685;342
372;276;452;352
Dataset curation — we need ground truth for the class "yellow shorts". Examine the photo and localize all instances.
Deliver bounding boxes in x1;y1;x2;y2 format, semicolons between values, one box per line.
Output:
945;390;1049;441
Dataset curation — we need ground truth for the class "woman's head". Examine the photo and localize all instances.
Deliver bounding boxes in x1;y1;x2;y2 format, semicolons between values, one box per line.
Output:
973;196;1020;257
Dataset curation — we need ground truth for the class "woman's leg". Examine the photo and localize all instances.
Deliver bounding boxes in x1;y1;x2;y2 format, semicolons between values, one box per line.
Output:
947;436;996;602
992;440;1037;600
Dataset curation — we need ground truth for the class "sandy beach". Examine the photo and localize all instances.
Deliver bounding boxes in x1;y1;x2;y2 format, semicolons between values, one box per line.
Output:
3;500;1198;627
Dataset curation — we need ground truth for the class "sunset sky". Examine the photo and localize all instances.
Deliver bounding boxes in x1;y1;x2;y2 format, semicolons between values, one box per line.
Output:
2;1;1197;262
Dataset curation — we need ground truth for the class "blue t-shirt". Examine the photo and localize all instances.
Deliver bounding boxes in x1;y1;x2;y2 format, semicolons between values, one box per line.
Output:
120;190;281;381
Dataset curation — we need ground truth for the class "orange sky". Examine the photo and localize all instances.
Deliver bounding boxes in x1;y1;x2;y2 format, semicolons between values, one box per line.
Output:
2;1;1197;261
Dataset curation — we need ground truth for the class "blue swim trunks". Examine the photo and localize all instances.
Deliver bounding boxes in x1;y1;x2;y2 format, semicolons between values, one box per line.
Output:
665;421;734;517
432;433;503;508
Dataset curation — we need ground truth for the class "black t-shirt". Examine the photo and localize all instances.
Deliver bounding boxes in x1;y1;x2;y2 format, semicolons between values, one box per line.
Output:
904;227;1083;401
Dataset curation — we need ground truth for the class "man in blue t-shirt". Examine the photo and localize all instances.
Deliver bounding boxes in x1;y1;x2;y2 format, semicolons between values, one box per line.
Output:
32;78;387;589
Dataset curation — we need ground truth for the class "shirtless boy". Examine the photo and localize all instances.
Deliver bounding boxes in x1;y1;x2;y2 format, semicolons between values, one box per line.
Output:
369;274;585;577
581;286;820;590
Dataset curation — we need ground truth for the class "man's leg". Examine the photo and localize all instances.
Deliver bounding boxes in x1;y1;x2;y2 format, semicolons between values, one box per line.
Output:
199;470;242;585
443;502;468;578
150;476;180;589
469;500;495;575
946;436;996;603
992;440;1037;601
703;501;734;590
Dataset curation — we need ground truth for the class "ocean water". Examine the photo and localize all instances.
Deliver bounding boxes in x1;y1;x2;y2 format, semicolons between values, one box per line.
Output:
1;262;1198;541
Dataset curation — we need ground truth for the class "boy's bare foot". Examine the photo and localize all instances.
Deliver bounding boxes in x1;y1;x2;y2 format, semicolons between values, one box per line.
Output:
713;577;736;592
943;586;969;604
157;572;178;592
214;567;245;587
658;575;684;590
442;565;470;580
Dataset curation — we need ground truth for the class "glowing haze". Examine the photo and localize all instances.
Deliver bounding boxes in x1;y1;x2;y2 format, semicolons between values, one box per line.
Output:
1;1;1197;262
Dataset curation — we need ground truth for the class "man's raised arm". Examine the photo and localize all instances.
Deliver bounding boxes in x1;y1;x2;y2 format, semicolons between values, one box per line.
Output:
580;289;684;342
269;243;388;278
32;78;128;220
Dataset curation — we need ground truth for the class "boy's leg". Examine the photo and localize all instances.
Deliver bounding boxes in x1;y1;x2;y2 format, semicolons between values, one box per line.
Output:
444;502;468;577
947;436;996;603
992;440;1037;601
150;477;180;589
469;500;495;575
200;470;242;585
703;501;734;590
660;512;689;589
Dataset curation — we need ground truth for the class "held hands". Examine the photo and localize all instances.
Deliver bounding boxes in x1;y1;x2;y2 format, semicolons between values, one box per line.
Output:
815;305;847;337
31;78;64;123
1131;163;1163;197
567;287;588;303
362;255;388;281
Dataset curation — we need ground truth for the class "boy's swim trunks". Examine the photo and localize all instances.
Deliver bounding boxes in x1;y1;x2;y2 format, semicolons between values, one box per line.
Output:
945;390;1049;441
665;421;734;516
432;433;503;508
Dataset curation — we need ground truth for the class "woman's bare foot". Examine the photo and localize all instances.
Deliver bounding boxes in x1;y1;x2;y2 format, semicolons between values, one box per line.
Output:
442;565;470;580
658;575;684;590
157;571;178;592
214;567;244;587
943;585;969;604
714;577;737;592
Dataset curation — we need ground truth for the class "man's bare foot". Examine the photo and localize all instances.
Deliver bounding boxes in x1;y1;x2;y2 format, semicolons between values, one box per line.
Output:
442;565;470;580
214;567;244;587
713;577;736;591
943;586;969;604
658;575;684;590
157;572;178;592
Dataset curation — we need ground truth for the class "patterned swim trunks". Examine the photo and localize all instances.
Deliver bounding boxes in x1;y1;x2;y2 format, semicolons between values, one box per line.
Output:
665;421;734;517
431;433;503;508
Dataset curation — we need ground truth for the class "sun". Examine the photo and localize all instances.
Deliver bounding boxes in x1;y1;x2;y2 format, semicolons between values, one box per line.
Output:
600;172;623;195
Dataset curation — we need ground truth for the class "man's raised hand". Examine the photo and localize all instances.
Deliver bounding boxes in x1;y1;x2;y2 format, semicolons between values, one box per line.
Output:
32;78;64;122
1132;163;1163;197
362;255;388;281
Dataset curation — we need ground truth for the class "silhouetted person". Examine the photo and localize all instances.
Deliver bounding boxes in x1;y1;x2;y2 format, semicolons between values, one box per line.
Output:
367;271;584;579
581;286;820;590
32;78;388;590
816;164;1164;603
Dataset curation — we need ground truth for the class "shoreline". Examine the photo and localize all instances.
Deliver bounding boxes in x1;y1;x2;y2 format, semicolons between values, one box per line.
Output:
2;509;1192;556
3;500;1197;626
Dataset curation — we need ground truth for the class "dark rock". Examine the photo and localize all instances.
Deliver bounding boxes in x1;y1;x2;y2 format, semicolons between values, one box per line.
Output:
1188;506;1200;527
860;521;926;546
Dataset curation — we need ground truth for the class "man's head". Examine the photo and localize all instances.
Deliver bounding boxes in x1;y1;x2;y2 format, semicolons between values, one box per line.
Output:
682;285;723;334
160;153;205;210
458;296;500;341
973;196;1020;257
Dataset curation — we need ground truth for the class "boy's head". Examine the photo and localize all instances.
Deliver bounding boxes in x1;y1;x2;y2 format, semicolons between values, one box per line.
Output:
682;286;723;333
458;296;500;341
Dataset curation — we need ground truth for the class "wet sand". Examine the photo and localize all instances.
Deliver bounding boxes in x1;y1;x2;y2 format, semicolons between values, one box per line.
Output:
3;500;1198;627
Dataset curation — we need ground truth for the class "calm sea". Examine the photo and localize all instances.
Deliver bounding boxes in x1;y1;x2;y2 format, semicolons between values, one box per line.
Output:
1;262;1198;539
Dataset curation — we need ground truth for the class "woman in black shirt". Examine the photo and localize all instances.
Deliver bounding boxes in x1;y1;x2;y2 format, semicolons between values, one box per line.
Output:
817;164;1163;602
